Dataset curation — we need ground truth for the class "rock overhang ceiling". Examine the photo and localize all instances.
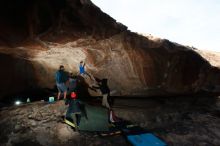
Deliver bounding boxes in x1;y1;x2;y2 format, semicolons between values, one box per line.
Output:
0;0;220;98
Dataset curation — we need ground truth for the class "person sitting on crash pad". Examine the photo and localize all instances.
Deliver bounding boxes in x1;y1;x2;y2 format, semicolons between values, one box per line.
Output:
65;92;81;128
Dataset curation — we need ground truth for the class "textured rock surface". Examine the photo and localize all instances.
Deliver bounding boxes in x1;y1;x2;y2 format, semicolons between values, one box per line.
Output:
196;50;220;67
0;0;220;98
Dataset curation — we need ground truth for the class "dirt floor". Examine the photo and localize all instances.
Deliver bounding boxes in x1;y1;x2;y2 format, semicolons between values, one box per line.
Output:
113;95;220;146
1;94;220;146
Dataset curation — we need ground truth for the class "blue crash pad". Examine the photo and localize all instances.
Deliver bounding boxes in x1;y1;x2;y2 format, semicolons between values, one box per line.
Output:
127;133;167;146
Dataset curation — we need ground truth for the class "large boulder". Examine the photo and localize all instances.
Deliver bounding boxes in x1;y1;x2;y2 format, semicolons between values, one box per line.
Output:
0;0;220;98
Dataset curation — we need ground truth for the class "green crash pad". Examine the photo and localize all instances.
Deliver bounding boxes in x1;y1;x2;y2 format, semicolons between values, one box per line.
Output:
77;104;109;131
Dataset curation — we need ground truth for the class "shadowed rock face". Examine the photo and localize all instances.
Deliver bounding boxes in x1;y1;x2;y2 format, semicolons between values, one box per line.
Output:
0;0;220;98
0;54;37;97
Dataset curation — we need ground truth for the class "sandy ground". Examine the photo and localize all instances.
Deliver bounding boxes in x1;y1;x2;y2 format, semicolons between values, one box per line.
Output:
1;95;220;146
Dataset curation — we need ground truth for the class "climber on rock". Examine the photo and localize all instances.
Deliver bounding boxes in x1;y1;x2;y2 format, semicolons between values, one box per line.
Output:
92;79;111;109
55;65;68;100
79;61;93;79
65;92;81;129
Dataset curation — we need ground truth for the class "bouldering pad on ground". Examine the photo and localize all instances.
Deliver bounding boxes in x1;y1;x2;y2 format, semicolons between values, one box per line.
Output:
127;133;167;146
78;104;109;131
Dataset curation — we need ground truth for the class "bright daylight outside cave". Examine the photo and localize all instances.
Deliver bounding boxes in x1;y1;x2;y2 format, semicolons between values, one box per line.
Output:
0;0;220;146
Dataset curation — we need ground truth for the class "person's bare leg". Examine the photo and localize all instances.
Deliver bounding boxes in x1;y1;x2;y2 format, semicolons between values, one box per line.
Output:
63;91;67;100
103;94;110;109
85;72;92;80
102;95;105;106
57;92;61;100
105;97;110;109
86;72;98;86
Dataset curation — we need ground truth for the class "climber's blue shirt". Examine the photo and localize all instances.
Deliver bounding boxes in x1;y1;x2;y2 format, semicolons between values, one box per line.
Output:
55;70;68;84
79;64;85;74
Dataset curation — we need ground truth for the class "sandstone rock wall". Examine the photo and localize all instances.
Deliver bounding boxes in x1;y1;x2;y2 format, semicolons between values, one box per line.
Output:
0;0;220;98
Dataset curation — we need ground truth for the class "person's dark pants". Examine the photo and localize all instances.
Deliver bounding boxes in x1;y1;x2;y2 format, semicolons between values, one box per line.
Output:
71;112;81;126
